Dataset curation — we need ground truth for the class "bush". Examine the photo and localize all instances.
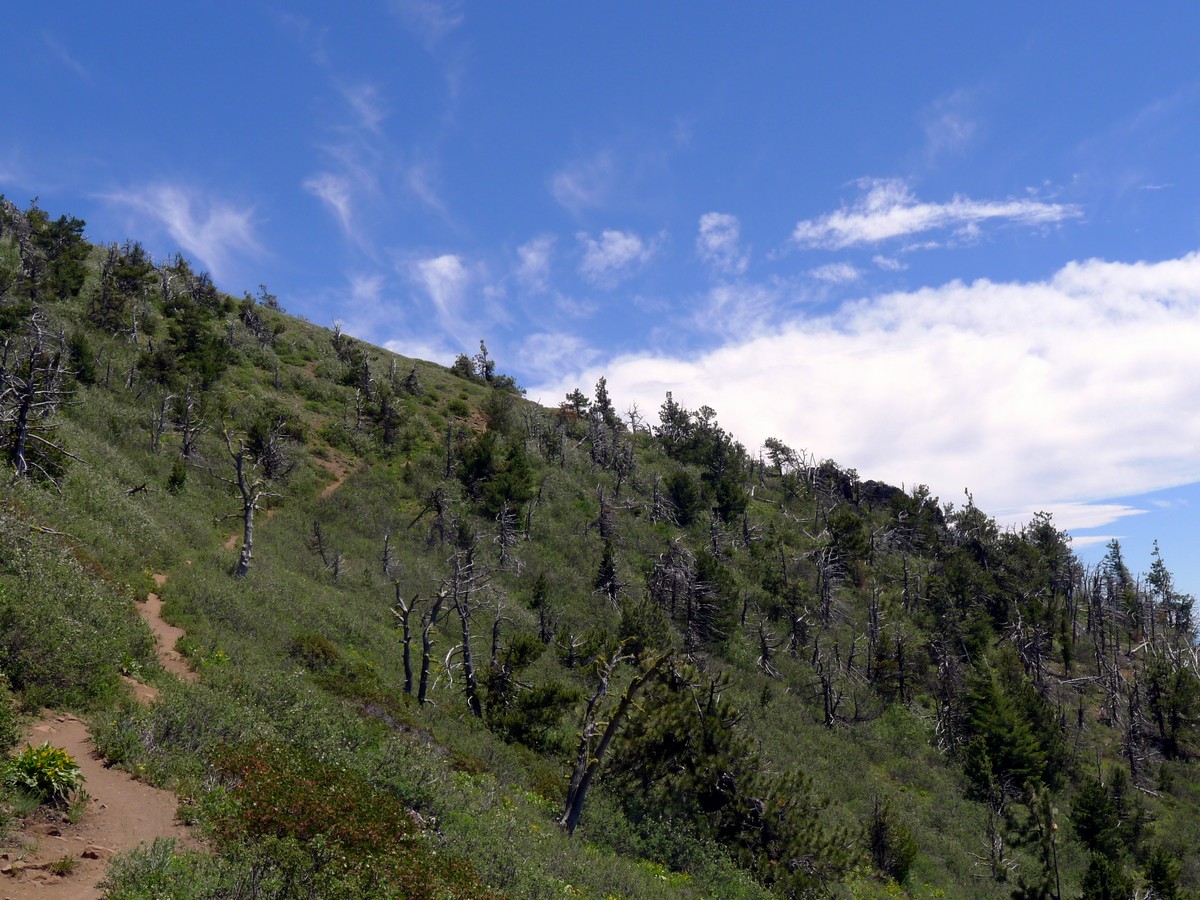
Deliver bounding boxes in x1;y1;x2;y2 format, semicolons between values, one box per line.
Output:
212;743;499;898
0;676;19;753
6;742;84;804
867;795;920;884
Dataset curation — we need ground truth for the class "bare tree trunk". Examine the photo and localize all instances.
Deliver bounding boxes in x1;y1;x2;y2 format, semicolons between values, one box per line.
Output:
417;591;446;706
560;649;670;834
392;584;418;694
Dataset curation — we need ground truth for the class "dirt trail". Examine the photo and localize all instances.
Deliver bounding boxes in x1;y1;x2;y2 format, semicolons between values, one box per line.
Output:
136;579;196;685
222;452;351;551
2;714;199;899
1;573;200;898
313;453;354;499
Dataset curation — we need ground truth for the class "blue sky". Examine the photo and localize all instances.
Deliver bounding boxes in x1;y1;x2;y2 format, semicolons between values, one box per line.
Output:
5;3;1200;597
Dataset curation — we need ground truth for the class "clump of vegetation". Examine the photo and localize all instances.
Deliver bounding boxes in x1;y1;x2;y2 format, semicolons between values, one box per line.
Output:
211;743;498;898
6;742;84;804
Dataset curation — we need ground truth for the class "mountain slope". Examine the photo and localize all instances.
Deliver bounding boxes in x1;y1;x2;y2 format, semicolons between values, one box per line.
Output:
1;197;1198;898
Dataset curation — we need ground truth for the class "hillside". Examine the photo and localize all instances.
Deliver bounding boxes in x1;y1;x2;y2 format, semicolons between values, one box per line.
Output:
1;196;1198;899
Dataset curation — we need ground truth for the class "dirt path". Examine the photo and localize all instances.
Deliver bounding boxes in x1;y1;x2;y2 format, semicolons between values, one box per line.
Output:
136;575;196;685
2;714;199;899
222;452;353;550
313;452;354;499
1;574;200;898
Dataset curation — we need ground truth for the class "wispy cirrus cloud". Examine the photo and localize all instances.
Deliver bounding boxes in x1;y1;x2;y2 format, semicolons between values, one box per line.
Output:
577;229;659;288
532;250;1200;534
516;235;555;293
406;252;490;339
98;183;260;282
921;89;979;160
410;253;470;318
809;262;860;284
696;212;749;275
339;83;387;133
41;33;88;79
303;173;356;239
550;152;616;214
517;332;601;381
389;0;465;44
792;177;1081;250
304;83;388;247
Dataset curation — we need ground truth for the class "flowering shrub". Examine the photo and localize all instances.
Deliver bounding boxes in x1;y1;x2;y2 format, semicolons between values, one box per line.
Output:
7;742;84;803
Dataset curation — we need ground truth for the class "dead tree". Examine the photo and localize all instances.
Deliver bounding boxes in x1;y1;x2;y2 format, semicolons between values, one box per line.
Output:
307;520;344;579
445;538;491;718
213;426;283;578
495;501;519;569
174;383;205;460
757;619;781;678
417;590;447;705
391;586;421;695
381;530;396;578
1;314;75;484
149;392;174;454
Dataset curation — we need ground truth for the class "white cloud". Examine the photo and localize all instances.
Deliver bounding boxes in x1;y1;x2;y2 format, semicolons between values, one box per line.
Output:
698;281;789;337
99;184;260;282
550;152;615;214
792;177;1082;250
696;212;749;275
517;332;601;381
410;254;471;321
384;336;456;366
304;82;392;245
390;0;464;43
922;90;978;159
340;83;387;133
992;503;1145;531
530;251;1200;533
516;235;555;293
405;162;449;218
872;255;907;272
303;173;355;238
577;229;658;288
809;262;860;284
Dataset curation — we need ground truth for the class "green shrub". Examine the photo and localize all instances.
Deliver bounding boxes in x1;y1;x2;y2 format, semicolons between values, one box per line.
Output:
287;632;340;670
212;743;499;898
0;675;19;753
6;742;85;804
867;795;920;884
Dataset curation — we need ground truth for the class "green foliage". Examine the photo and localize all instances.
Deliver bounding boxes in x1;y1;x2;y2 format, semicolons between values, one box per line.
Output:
1145;655;1200;758
665;469;703;526
213;742;497;898
1071;776;1121;857
1079;852;1133;900
288;632;341;670
6;742;84;803
166;457;188;494
1144;845;1181;900
867;795;920;884
0;675;19;753
0;518;154;709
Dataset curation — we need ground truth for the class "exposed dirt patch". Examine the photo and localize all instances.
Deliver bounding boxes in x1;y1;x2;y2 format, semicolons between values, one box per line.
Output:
2;713;199;899
313;452;355;499
136;592;196;684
